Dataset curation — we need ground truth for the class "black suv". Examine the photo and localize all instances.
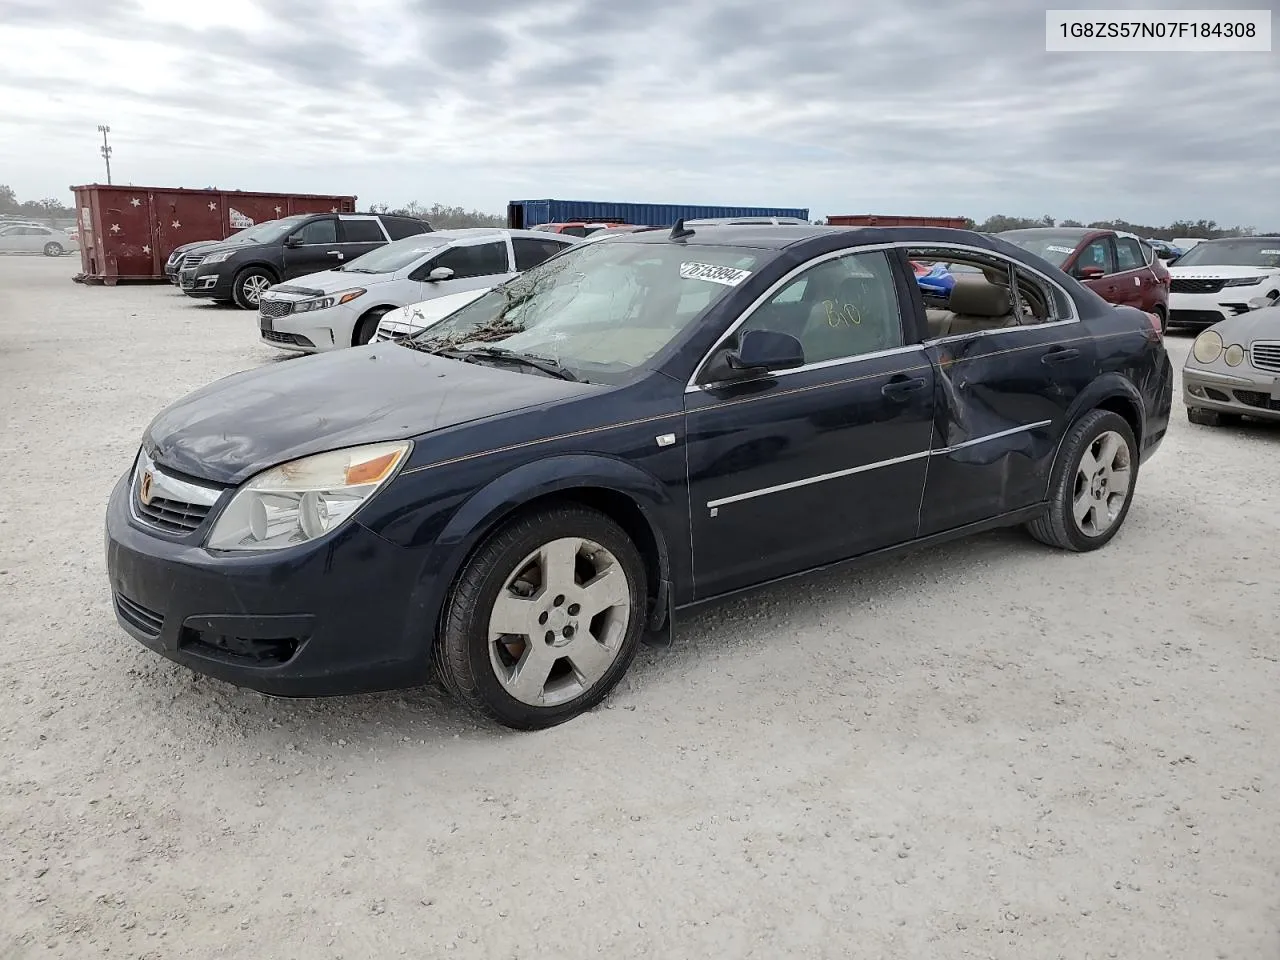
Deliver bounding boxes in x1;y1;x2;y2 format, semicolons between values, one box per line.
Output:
179;212;432;309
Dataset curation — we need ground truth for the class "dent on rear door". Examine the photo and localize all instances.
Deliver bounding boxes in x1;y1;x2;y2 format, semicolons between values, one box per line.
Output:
919;328;1096;535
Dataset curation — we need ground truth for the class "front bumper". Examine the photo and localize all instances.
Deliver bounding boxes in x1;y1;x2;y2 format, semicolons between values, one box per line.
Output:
1168;289;1262;329
104;469;434;696
1183;366;1280;421
180;267;232;300
257;299;357;353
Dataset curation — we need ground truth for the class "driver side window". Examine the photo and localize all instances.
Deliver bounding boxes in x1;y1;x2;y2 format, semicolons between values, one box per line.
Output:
736;251;904;365
1074;238;1115;276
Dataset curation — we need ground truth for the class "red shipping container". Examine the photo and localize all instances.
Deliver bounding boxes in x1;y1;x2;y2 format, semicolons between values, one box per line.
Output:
71;184;357;283
827;214;969;229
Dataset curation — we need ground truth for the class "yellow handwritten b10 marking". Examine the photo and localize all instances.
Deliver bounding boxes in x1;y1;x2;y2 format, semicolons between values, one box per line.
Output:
825;300;862;327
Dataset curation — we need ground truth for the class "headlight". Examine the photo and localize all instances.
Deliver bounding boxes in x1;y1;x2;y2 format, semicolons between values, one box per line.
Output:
206;441;410;551
202;250;234;264
1224;344;1245;366
294;288;366;313
1223;276;1264;287
1192;330;1223;364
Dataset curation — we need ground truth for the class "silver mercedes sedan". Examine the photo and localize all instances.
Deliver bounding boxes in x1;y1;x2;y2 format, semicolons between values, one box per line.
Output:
1183;305;1280;425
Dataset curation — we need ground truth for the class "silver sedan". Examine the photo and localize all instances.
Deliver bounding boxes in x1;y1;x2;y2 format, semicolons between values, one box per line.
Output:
0;223;79;256
1183;305;1280;425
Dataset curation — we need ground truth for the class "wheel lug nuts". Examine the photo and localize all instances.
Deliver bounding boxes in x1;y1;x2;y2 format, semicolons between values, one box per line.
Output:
544;631;554;644
553;595;565;607
567;603;580;616
563;626;574;638
538;612;548;625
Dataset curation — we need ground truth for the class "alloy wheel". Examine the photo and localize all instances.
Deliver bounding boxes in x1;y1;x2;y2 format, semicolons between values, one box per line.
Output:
242;274;271;304
1072;429;1132;537
487;536;631;707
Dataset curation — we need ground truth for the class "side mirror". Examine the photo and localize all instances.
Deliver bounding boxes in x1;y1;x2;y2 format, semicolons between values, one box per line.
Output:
702;329;805;383
284;236;303;248
427;266;455;282
1077;265;1105;280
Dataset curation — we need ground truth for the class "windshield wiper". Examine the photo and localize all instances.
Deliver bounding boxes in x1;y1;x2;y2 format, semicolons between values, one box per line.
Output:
437;346;581;381
340;267;380;273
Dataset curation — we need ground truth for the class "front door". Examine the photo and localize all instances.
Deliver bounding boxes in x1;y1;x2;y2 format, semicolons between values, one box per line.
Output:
409;238;516;302
282;216;340;279
1112;234;1155;310
684;248;937;600
906;244;1100;535
1070;235;1126;306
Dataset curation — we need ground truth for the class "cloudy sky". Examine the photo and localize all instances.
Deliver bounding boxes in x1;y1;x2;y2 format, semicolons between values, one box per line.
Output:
1;0;1277;226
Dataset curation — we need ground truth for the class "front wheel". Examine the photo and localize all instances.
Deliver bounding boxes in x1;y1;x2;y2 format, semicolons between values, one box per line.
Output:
231;267;275;309
43;242;64;257
433;504;648;730
353;308;390;346
1027;410;1138;552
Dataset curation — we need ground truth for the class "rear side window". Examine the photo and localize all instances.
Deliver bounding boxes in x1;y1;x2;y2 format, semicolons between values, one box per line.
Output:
1115;237;1145;270
512;237;573;271
433;241;510;279
383;217;430;240
559;225;587;237
341;218;385;243
292;218;337;245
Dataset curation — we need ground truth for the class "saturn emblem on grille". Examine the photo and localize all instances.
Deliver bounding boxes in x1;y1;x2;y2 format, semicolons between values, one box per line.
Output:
139;470;154;506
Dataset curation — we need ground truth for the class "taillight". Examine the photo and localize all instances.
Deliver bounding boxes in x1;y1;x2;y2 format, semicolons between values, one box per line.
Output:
1145;312;1163;340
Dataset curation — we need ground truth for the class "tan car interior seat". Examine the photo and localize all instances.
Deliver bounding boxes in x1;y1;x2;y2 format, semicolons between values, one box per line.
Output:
925;275;1019;338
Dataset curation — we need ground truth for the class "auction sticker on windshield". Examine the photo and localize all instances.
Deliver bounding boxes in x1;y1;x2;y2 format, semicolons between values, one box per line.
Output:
680;262;752;286
1046;245;1075;254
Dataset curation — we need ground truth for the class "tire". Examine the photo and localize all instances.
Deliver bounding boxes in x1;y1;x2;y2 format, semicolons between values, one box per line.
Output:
1027;409;1138;552
1187;406;1242;427
213;297;234;306
231;267;275;310
433;504;648;730
1152;304;1167;334
353;308;390;346
43;242;63;257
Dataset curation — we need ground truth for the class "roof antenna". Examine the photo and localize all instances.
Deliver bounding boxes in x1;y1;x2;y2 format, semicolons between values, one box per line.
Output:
669;218;694;240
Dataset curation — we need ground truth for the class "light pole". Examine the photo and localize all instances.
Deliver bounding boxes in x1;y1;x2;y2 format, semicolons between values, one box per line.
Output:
97;124;112;184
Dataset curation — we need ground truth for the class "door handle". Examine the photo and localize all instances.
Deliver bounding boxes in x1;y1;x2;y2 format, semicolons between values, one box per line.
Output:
327;250;344;260
881;376;928;400
1041;347;1080;365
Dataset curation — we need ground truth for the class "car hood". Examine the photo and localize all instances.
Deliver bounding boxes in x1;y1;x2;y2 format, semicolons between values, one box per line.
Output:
1168;264;1280;280
381;288;492;327
267;270;397;299
144;342;596;486
1206;304;1280;341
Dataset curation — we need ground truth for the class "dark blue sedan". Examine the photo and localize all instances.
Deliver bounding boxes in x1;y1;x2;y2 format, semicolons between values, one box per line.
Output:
105;223;1174;729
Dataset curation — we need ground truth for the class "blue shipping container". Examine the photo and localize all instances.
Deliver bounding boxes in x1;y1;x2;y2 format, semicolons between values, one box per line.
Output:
507;199;810;229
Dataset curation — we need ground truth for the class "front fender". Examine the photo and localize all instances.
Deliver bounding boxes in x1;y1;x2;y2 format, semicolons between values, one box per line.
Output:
410;453;680;647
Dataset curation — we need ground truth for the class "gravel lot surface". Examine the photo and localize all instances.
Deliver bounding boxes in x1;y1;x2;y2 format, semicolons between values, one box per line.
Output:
2;254;1278;959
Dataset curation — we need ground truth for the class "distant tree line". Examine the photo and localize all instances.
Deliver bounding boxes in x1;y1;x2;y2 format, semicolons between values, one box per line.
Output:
963;213;1273;241
2;184;1272;237
368;200;505;228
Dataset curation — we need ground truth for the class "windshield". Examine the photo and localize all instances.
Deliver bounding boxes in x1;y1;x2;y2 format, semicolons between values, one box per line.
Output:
403;239;765;384
339;235;450;273
226;218;303;244
1172;239;1280;268
997;230;1089;267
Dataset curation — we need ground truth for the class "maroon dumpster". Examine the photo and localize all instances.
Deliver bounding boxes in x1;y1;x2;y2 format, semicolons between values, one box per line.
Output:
71;184;357;283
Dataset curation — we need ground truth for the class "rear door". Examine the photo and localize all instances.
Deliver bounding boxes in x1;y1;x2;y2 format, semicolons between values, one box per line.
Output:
512;236;577;273
1114;235;1158;310
905;243;1100;534
281;216;340;279
337;215;389;264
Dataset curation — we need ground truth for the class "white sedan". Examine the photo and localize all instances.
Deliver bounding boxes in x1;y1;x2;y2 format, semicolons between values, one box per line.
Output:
0;223;79;256
255;228;578;353
1166;237;1280;330
370;287;494;343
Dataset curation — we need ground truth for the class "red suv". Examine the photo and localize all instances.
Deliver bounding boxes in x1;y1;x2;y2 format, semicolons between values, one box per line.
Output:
531;221;627;237
997;227;1171;331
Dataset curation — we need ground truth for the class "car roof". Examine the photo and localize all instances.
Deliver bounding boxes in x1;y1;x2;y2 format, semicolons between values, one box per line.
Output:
1194;235;1280;243
393;227;578;242
611;223;994;251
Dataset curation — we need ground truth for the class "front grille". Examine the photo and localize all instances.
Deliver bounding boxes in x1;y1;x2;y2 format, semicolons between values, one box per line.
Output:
184;254;206;269
1169;309;1225;327
258;299;294;320
1171;278;1225;294
115;592;163;638
135;494;213;533
1250;341;1280;373
1233;390;1280;412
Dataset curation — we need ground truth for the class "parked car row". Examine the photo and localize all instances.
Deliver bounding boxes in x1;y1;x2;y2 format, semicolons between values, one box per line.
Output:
0;221;78;256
